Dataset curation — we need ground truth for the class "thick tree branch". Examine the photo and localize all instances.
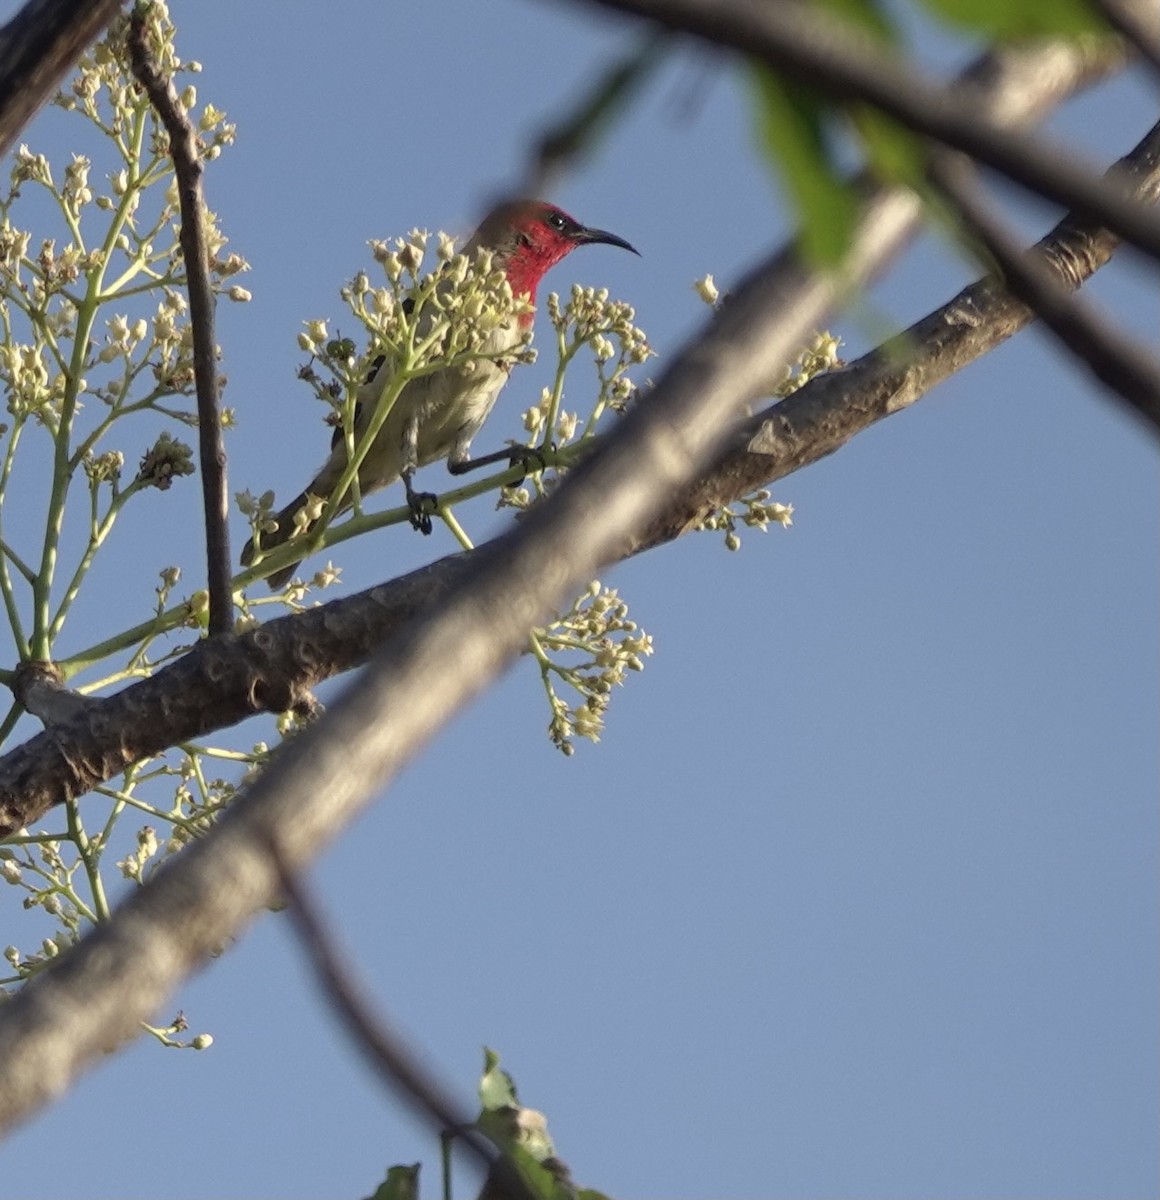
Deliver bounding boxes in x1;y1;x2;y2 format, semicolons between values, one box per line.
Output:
929;148;1160;435
0;44;1146;839
127;8;233;634
635;117;1160;551
0;0;125;155
0;94;924;1129
0;37;1151;1136
564;0;1160;264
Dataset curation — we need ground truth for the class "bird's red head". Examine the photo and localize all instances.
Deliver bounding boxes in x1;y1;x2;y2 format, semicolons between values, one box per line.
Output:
467;200;638;320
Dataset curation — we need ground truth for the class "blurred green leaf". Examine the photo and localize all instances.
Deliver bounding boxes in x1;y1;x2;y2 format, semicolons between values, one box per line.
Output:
363;1162;420;1200
749;65;860;266
479;1047;519;1112
915;0;1103;37
477;1146;572;1200
852;104;928;189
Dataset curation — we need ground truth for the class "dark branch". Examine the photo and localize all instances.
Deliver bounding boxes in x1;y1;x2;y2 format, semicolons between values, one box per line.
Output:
564;0;1160;264
0;0;126;156
127;7;233;634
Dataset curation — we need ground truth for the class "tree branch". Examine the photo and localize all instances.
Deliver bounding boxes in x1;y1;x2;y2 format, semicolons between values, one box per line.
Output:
635;116;1160;552
0;91;925;1128
0;0;126;156
928;147;1160;435
562;0;1160;263
127;6;233;635
0;44;1148;839
1089;0;1160;79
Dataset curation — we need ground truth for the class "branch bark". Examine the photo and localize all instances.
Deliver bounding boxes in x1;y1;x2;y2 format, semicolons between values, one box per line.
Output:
0;0;125;156
0;42;1148;838
0;34;1150;1140
127;7;234;635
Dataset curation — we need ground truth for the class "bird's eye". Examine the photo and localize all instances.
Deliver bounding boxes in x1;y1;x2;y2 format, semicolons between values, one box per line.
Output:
547;210;568;231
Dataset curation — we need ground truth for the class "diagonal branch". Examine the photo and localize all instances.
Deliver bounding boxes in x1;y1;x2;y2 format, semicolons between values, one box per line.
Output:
0;92;920;1131
0;48;1152;840
637;116;1160;551
928;148;1160;435
127;7;233;635
1089;0;1160;79
563;0;1160;263
0;0;126;156
0;39;1153;1135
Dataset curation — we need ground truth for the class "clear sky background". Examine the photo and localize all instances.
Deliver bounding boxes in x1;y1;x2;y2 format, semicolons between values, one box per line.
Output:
1;2;1157;1198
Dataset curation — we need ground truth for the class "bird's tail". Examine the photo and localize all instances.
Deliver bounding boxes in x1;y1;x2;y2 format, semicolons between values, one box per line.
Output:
240;491;316;590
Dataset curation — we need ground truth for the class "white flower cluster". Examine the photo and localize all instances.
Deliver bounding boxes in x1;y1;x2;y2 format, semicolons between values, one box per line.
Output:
536;581;654;755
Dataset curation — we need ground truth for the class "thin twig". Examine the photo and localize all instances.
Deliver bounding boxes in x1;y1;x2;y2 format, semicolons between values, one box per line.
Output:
274;852;545;1200
568;0;1160;264
929;149;1160;435
126;6;233;635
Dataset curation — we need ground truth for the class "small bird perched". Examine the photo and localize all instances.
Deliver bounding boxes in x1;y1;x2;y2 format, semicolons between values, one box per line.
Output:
241;200;638;588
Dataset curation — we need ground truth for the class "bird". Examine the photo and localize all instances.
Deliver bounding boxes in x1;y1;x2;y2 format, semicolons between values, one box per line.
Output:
240;200;638;589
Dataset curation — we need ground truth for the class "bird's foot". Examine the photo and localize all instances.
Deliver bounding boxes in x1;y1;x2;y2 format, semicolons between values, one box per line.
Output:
506;442;553;484
405;487;438;535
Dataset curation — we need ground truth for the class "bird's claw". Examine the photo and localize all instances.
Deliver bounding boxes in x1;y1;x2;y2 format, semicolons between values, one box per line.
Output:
508;443;552;484
407;490;438;535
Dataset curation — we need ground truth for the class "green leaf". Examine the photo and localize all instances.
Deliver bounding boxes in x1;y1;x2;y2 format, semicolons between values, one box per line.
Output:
915;0;1103;37
852;105;928;190
749;65;860;266
362;1162;420;1200
479;1046;519;1112
480;1145;572;1200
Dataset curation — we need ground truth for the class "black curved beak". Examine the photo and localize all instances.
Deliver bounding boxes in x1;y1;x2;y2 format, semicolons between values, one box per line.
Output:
577;224;640;256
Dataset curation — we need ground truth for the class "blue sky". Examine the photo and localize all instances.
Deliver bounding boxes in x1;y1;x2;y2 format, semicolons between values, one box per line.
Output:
1;2;1157;1198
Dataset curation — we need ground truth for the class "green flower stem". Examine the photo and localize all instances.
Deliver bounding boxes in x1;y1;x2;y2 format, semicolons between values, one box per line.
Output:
0;417;30;658
0;830;69;845
540;325;576;449
30;103;153;661
49;480;143;642
0;540;38;585
437;505;474;552
0;699;21;741
95;786;128;862
62;796;103;921
178;742;257;763
68;376;163;470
